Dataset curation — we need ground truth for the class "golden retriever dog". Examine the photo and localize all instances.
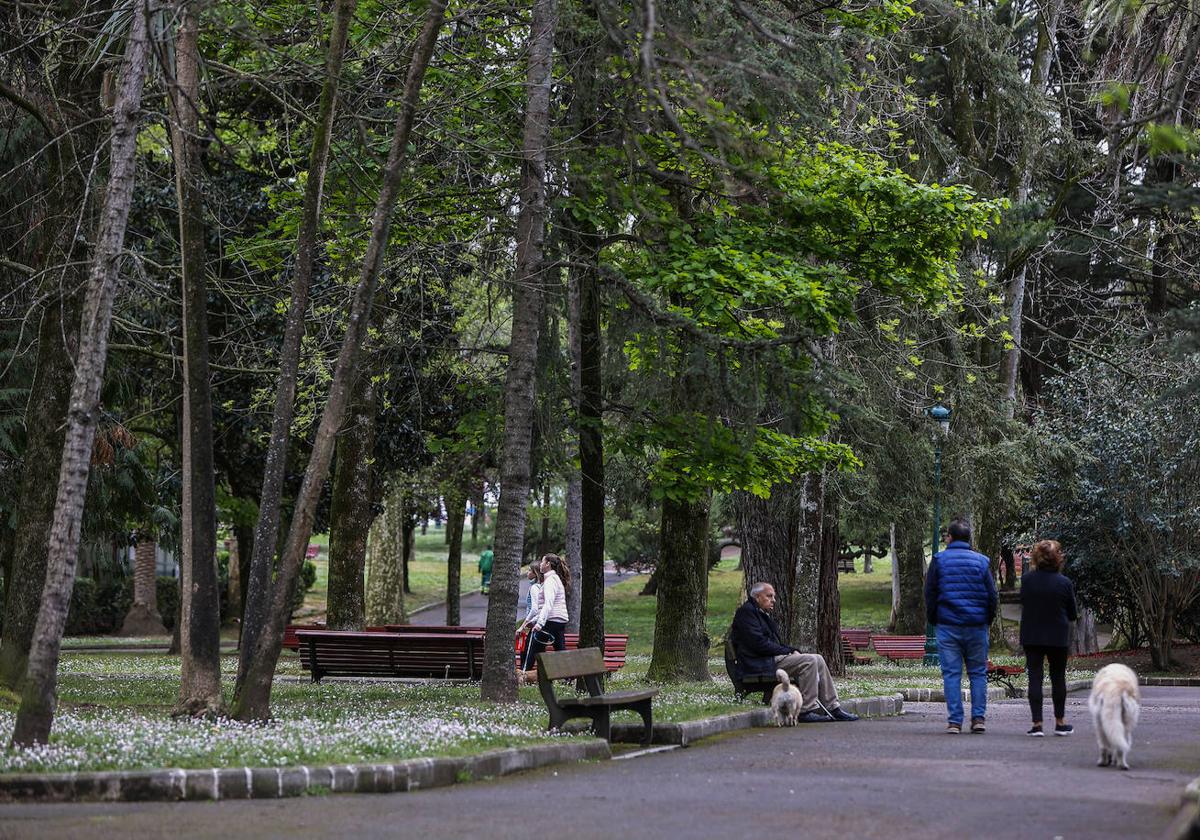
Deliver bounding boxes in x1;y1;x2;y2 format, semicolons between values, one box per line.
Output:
1088;663;1141;770
770;668;803;727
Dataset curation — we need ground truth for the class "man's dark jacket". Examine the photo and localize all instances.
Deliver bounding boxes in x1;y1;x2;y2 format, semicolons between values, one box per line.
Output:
1019;569;1078;648
730;598;793;679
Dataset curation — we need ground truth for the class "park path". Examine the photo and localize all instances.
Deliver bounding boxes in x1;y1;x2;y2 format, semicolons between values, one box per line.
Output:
2;687;1196;839
410;563;636;627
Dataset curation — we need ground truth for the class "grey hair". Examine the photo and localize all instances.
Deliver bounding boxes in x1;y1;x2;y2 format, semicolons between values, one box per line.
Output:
749;581;773;598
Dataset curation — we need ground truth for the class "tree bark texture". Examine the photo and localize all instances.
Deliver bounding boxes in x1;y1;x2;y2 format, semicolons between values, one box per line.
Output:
170;1;223;717
888;523;900;630
0;283;82;690
231;0;447;721
1069;607;1099;655
365;487;405;625
732;483;802;645
892;520;927;635
119;539;166;636
237;0;359;683
11;0;151;745
326;374;377;630
563;253;583;633
816;491;843;675
480;0;556;703
647;493;713;682
444;490;466;626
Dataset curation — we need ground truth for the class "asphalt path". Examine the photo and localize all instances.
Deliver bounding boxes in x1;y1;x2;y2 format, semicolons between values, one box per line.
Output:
411;566;636;627
3;687;1195;840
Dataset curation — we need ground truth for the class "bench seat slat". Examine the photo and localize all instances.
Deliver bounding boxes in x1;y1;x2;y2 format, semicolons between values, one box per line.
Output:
559;689;658;707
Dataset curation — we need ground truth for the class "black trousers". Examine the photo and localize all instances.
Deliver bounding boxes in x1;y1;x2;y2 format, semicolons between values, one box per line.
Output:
1025;644;1069;722
525;619;567;669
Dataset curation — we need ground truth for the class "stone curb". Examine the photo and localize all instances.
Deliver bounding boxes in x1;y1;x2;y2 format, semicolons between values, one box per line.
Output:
1163;776;1200;840
609;692;906;746
0;739;610;804
1143;677;1200;688
900;679;1092;704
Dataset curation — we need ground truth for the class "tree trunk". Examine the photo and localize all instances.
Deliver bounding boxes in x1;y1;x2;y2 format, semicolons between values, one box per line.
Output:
170;1;222;718
119;539;167;636
0;282;82;690
892;520;927;636
445;490;466;626
480;0;556;703
732;482;802;644
793;473;823;649
816;492;843;675
647;493;713;682
1001;0;1062;419
564;259;583;633
401;513;415;595
237;0;359;686
1070;607;1099;655
231;0;448;722
11;0;151;745
225;538;241;626
365;487;405;624
326;374;377;630
888;523;899;630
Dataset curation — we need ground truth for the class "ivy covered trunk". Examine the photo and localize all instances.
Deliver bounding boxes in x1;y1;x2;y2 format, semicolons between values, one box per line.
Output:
11;0;151;745
0;280;82;690
892;521;927;636
647;492;713;682
327;375;377;630
172;0;223;718
479;0;555;703
444;490;465;626
365;488;405;625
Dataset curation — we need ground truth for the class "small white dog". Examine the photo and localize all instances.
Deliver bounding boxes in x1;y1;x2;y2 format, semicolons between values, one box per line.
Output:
770;668;803;727
1088;663;1141;770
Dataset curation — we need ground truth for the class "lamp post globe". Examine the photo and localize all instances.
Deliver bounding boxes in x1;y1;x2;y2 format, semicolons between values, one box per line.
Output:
924;403;952;666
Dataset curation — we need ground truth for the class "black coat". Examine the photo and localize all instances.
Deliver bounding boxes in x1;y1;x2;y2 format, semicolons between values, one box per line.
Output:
730;599;793;679
1019;569;1078;648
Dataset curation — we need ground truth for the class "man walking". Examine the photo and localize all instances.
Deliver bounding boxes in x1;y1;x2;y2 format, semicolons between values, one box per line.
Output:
731;582;858;722
924;519;998;734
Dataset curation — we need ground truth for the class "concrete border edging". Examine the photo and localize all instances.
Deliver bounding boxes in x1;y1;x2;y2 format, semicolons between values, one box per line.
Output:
1163;776;1200;840
609;692;906;745
0;739;610;804
1144;677;1200;688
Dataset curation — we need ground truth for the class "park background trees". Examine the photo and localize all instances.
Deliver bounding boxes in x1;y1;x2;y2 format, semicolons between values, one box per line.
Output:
0;0;1197;742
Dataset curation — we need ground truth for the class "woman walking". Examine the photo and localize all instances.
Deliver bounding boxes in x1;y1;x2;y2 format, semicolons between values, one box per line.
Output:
525;553;571;667
518;562;544;671
1020;539;1078;736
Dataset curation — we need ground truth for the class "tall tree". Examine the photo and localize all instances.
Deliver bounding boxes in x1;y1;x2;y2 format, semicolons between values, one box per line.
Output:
232;0;448;721
170;0;223;717
11;0;152;745
480;0;558;702
326;373;377;630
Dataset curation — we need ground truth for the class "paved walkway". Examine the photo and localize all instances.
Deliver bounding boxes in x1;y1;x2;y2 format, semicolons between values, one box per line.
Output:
3;687;1195;839
411;565;637;627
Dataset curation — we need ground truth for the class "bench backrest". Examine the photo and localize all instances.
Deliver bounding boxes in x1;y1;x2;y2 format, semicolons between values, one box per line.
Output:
871;635;926;658
537;647;606;680
296;630;483;679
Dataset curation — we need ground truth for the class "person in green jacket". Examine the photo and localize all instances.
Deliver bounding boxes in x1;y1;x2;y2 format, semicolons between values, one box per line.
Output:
478;546;494;595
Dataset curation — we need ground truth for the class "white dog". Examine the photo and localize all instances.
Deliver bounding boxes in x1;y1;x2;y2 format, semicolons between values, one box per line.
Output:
1088;663;1141;770
770;668;804;727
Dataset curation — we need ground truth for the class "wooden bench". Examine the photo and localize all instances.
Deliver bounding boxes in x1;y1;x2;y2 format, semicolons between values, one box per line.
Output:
837;556;856;573
986;661;1025;693
840;629;872;650
723;635;777;703
296;630;484;682
536;648;658;745
871;635;928;662
840;637;871;666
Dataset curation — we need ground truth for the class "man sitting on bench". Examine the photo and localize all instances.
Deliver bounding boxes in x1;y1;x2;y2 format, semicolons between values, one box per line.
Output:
731;581;859;722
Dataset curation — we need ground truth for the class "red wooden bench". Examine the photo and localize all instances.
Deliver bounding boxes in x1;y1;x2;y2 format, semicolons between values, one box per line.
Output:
840;629;873;650
986;660;1025;693
840;637;871;666
871;635;927;662
296;630;484;682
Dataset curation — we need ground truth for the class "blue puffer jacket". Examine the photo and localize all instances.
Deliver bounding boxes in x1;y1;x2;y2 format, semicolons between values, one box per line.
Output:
924;540;998;627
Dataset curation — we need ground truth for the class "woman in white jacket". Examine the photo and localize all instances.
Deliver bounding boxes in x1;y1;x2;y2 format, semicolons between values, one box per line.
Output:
519;563;544;670
526;553;571;665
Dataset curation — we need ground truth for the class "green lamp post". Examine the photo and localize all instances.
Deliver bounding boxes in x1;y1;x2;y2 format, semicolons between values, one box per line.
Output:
923;403;952;666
